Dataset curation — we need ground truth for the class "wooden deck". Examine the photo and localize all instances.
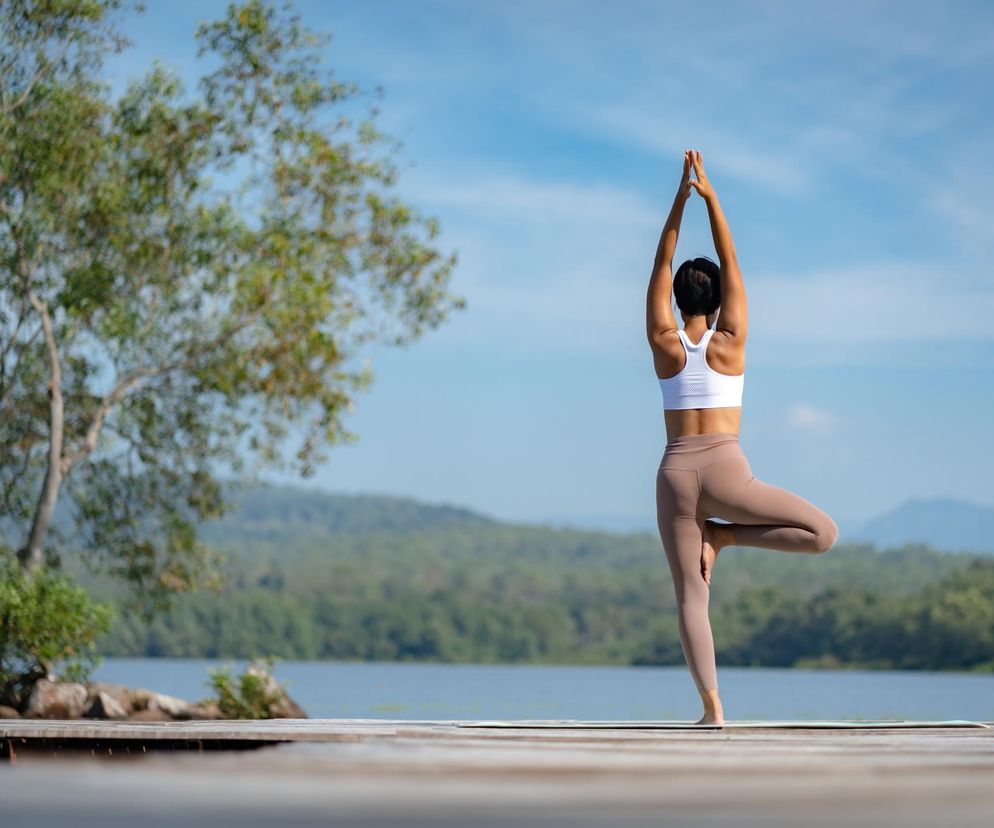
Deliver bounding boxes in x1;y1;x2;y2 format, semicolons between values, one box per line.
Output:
2;718;994;826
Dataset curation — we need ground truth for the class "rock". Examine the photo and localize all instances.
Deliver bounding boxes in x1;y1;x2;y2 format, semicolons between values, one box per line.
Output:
275;695;308;719
84;691;128;720
148;692;193;719
86;681;135;714
23;679;88;719
128;688;155;711
244;663;308;718
9;667;304;721
187;700;225;720
84;681;137;715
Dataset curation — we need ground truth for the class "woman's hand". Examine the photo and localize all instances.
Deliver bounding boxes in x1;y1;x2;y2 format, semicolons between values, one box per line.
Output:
677;150;695;201
686;149;716;201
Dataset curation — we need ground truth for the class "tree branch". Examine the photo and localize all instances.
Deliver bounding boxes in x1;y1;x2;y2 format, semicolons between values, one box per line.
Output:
60;304;267;474
0;23;75;115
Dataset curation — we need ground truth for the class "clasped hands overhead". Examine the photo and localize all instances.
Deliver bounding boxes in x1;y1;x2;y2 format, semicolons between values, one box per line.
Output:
679;149;715;202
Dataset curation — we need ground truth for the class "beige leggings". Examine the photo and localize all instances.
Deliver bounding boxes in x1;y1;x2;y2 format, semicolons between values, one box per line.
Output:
655;432;839;693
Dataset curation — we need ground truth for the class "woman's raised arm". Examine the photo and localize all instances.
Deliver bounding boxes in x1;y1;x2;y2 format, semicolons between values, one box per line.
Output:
688;150;747;340
646;152;694;348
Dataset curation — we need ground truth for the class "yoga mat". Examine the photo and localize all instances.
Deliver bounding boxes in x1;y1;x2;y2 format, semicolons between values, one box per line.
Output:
455;719;991;729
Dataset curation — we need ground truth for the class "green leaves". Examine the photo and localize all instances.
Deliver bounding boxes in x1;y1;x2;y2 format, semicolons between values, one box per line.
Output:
0;553;115;697
205;656;288;719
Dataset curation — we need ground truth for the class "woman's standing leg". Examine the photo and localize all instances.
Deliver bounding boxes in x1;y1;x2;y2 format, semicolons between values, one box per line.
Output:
656;462;723;722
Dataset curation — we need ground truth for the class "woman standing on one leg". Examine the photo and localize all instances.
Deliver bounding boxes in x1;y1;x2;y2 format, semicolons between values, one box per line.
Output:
646;150;839;725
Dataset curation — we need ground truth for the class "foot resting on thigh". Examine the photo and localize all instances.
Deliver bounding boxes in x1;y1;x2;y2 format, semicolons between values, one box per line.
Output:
700;519;733;585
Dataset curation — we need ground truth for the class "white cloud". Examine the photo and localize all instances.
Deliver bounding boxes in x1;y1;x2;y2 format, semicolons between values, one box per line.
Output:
747;260;994;343
396;166;664;355
555;103;814;198
923;131;994;257
785;402;841;435
932;192;994;257
409;168;660;228
767;0;994;69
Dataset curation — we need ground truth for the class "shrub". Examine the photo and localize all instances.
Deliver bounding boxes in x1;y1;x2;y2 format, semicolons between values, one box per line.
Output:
0;555;115;705
205;656;289;719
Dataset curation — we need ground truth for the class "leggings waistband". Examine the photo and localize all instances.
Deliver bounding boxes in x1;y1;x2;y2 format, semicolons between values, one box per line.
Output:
663;431;740;455
665;431;739;446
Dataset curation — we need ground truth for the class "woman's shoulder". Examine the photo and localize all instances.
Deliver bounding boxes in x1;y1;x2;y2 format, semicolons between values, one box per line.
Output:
705;330;746;376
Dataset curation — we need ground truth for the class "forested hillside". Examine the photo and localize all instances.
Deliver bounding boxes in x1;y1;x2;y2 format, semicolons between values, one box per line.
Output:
81;484;994;672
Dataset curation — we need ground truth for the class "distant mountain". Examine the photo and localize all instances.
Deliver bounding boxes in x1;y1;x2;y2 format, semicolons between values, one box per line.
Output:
200;482;499;542
0;485;496;552
847;497;994;555
536;514;658;534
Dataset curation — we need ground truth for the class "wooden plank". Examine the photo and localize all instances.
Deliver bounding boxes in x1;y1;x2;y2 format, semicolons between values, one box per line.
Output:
0;717;984;737
455;718;992;729
2;720;993;825
2;717;991;742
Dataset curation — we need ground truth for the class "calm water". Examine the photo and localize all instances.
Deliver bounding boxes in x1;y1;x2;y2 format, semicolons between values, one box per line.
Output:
90;658;994;721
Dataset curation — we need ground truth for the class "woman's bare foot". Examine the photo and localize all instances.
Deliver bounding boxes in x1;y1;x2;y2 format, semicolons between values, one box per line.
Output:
700;520;733;584
696;687;724;725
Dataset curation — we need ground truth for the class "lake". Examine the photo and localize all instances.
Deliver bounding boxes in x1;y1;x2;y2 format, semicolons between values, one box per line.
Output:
90;658;994;721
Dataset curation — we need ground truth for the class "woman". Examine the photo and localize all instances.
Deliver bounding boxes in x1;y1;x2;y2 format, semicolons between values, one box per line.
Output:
646;149;839;725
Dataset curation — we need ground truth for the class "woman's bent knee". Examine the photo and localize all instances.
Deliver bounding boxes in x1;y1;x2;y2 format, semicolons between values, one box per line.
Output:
812;515;839;553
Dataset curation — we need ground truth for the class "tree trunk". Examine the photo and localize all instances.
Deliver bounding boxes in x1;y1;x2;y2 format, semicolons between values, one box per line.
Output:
18;380;63;573
18;293;64;575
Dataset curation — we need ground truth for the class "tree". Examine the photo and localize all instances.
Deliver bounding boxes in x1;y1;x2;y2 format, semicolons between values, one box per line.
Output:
0;0;463;613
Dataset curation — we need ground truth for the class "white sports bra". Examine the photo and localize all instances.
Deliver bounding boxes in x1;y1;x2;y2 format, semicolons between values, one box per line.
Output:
658;317;744;410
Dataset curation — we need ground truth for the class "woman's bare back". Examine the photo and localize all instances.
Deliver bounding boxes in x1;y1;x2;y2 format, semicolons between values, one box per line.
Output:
653;325;746;439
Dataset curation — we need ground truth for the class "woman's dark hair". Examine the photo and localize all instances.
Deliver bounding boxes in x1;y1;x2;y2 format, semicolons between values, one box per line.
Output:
673;256;721;316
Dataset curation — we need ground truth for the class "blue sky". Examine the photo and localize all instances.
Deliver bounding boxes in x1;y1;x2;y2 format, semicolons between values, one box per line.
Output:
104;0;994;532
